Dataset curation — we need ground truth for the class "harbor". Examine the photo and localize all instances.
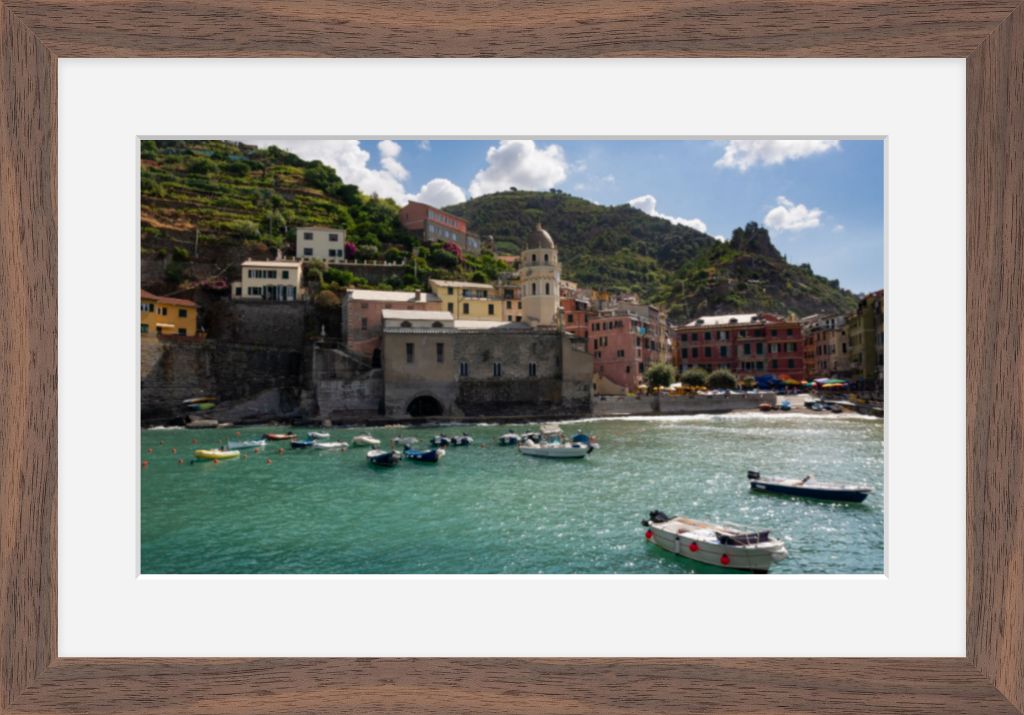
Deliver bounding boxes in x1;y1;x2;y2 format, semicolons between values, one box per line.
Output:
141;410;883;575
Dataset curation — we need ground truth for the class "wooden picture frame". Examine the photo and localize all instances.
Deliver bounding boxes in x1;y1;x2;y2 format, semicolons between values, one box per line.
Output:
1;2;1020;712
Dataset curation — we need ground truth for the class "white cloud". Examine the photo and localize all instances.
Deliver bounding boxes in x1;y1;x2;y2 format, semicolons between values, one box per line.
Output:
254;139;409;203
715;140;840;172
469;140;569;197
377;139;409;182
412;178;466;207
764;196;823;232
628;194;708;234
714;234;726;242
418;140;431;151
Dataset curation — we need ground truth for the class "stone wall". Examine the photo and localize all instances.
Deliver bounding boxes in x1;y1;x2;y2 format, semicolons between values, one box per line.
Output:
140;337;304;422
591;392;777;417
203;299;313;348
315;372;385;422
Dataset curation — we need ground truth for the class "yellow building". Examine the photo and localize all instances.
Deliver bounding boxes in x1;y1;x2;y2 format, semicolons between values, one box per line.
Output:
141;290;199;336
428;279;503;321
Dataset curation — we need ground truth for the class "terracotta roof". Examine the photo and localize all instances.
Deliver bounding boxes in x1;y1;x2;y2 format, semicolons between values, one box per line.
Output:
141;289;198;308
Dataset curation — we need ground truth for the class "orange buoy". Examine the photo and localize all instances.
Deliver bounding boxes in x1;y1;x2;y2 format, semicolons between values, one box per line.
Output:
266;458;272;465
213;458;219;464
254;448;259;454
278;447;284;455
191;438;197;444
178;458;184;464
171;447;177;454
147;448;153;454
235;431;241;436
142;460;149;468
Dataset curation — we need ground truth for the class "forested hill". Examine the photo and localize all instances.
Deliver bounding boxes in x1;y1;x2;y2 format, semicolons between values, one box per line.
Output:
445;191;859;321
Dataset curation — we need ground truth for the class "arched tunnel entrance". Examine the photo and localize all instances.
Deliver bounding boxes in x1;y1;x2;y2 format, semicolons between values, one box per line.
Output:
407;394;444;418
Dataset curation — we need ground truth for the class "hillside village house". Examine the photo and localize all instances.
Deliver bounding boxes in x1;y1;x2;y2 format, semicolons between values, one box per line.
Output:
589;303;670;394
399;201;481;254
340;288;443;363
847;290;884;388
428;279;504;320
296;226;348;262
140;290;199;336
231;258;304;301
675;313;805;379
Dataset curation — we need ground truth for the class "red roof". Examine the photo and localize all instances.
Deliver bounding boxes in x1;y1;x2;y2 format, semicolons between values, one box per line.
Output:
141;289;198;308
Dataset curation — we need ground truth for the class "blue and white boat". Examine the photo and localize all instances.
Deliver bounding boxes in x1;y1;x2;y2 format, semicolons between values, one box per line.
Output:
367;449;402;467
747;470;872;503
290;439;316;449
403;446;445;463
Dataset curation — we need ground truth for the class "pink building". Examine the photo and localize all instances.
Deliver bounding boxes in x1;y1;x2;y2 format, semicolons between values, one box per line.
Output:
341;288;443;364
590;307;665;392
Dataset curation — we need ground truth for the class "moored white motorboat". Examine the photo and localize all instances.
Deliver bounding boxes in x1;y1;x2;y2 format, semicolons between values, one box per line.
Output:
641;511;788;573
498;432;521;445
366;449;401;467
518;438;592;459
308;431;330;439
226;439;266;450
353;434;380;447
312;441;348;450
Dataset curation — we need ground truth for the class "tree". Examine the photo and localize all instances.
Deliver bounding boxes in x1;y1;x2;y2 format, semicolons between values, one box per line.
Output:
708;368;738;390
314;290;340;309
644;362;676;390
679;367;709;387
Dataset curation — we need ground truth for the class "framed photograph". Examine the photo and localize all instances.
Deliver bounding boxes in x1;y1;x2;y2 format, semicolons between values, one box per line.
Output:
3;3;1021;713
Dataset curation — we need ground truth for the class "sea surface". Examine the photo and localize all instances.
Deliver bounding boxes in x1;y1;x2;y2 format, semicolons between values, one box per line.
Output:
141;412;884;574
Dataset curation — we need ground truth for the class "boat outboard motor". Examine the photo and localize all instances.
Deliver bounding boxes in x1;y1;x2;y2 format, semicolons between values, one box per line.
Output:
642;510;672;527
747;470;761;480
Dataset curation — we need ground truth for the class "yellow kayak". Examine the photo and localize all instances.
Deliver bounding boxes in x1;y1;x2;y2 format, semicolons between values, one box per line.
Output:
193;449;240;461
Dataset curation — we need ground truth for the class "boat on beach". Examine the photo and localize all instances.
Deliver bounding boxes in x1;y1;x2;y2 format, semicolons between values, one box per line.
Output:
263;432;296;441
747;470;872;503
193;448;240;461
641;510;788;573
353;434;381;447
226;439;266;450
367;449;402;467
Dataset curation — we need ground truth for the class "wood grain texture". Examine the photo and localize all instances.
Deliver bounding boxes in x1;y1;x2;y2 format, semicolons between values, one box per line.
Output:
0;4;57;712
1;0;1023;712
968;3;1024;712
0;0;1020;58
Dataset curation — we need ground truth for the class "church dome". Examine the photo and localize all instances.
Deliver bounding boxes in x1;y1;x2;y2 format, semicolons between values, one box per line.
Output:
526;223;555;250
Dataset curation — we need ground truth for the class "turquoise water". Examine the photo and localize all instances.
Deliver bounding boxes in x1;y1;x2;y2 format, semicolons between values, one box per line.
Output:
140;413;884;574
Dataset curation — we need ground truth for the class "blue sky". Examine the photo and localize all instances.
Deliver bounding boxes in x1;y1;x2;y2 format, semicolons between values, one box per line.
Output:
256;139;883;294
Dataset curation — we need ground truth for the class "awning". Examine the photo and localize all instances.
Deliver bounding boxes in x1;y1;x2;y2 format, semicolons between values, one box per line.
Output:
156;323;176;329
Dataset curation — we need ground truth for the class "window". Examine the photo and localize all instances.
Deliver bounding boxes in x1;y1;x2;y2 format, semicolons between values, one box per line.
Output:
437;343;445;363
756;343;764;355
406;343;414;363
158;307;168;316
488;304;495;315
493;362;502;377
691;348;698;358
361;317;368;330
140;324;148;334
720;346;728;357
447;287;453;295
543;254;549;263
545;283;551;295
567;314;574;323
506;301;512;309
329;233;339;241
234;287;241;296
304;232;313;240
788;359;795;368
447;303;454;313
616;349;625;358
528;362;537;377
704;347;711;357
178;329;187;336
282;270;288;279
531;283;537;295
462;303;469;314
178;308;188;318
400;321;413;328
329;249;336;257
704;331;711;341
625;365;631;373
532;254;537;263
459;360;469;377
680;333;687;342
303;248;313;256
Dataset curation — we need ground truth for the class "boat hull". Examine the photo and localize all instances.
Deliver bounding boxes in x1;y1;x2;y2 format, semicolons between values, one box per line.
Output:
519;445;590;459
646;524;786;573
367;450;401;466
750;480;871;503
405;448;444;463
193;449;240;461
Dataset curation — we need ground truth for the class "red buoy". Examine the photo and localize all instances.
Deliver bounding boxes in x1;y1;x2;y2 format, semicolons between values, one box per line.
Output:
171;447;177;454
278;447;284;455
720;554;731;566
645;530;652;540
266;458;272;465
142;460;149;468
177;459;184;465
147;448;153;454
689;542;699;552
213;458;219;465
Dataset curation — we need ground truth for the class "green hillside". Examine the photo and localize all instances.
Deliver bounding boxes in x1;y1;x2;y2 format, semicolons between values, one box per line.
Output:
139;140;505;294
445;191;859;321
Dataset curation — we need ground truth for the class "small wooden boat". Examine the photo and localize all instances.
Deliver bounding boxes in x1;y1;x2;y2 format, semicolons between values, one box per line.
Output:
353;434;380;447
263;432;296;441
312;441;348;450
193;448;240;461
307;431;330;439
747;470;872;503
367;449;401;467
642;511;788;573
404;446;445;463
226;439;266;450
186;418;219;429
758;402;773;412
290;439;315;449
